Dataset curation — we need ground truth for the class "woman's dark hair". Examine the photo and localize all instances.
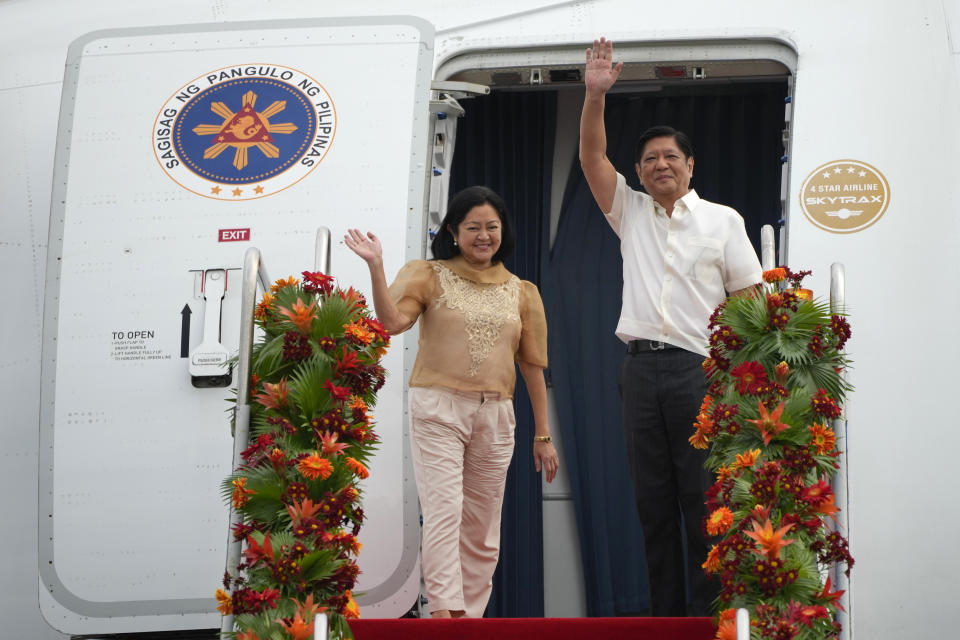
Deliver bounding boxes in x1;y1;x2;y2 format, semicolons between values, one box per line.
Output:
430;185;515;263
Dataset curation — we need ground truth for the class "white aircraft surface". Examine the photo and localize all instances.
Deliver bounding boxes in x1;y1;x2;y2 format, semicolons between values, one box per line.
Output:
2;1;958;639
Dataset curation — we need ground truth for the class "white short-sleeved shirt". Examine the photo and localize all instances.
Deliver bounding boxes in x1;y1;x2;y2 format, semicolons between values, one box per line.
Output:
606;172;762;356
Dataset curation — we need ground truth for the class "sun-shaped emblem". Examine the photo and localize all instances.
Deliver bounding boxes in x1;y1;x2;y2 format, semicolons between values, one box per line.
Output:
191;91;297;170
154;65;335;201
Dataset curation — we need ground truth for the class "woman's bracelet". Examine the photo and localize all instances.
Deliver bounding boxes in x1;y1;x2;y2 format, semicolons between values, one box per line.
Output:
533;435;552;443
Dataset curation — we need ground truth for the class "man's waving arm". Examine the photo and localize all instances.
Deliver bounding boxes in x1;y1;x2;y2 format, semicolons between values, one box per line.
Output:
579;37;623;214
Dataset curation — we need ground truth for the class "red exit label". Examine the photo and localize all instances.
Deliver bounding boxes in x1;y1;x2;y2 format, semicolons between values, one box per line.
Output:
219;228;250;242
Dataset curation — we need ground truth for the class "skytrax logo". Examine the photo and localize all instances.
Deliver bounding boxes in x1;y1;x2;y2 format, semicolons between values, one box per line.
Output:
153;64;336;201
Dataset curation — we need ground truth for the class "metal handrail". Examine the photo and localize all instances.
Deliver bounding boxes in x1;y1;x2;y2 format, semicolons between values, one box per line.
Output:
315;226;331;274
736;607;749;640
221;247;269;639
760;224;776;270
829;262;852;640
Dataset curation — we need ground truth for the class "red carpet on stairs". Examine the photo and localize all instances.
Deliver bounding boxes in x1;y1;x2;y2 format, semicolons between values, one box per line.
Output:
350;617;715;639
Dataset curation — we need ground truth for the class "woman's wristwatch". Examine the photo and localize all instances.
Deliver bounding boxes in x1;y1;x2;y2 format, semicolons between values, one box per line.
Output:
533;435;552;443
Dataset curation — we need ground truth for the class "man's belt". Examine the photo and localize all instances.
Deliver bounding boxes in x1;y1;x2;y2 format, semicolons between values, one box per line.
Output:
627;339;681;354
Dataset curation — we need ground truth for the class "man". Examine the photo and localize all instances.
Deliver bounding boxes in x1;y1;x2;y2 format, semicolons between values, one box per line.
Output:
579;37;762;617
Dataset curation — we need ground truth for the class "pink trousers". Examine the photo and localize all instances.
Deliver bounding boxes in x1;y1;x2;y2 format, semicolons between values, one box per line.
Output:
408;386;516;617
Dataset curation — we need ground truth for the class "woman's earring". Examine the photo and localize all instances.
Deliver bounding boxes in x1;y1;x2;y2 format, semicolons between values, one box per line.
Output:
452;238;458;246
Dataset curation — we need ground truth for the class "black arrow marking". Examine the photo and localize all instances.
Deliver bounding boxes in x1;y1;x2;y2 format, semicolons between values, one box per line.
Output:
180;303;192;358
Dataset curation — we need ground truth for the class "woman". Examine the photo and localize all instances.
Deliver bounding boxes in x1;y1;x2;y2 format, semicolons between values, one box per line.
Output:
344;185;558;618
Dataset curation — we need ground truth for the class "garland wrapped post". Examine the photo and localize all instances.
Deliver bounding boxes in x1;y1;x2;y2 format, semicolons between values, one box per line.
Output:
216;271;390;640
691;267;854;640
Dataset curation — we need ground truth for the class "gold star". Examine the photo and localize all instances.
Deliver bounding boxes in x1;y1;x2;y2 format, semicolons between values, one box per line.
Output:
211;186;221;195
822;172;831;178
232;188;243;197
254;185;264;194
833;167;842;173
847;167;855;173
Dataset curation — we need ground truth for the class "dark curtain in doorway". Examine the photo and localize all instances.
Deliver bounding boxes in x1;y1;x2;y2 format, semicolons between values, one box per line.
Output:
449;90;557;617
546;82;787;616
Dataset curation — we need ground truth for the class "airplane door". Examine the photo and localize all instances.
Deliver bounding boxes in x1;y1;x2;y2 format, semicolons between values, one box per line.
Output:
38;17;432;635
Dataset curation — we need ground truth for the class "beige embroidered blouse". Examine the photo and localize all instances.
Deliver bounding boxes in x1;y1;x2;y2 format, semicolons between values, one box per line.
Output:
388;256;548;398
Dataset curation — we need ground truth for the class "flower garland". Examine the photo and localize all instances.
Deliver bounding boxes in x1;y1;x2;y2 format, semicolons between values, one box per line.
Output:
691;267;854;640
216;271;390;640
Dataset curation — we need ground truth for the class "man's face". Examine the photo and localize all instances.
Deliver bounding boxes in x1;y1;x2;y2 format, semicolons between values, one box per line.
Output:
635;135;695;205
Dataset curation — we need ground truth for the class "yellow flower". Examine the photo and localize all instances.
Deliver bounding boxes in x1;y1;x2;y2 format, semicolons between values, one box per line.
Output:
215;588;232;615
344;590;360;619
270;276;300;292
734;449;761;470
702;545;722;574
231;477;254;508
254;292;274;320
762;268;786;283
344;321;374;345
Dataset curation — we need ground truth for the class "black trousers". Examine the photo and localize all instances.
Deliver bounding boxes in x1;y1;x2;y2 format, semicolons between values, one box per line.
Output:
619;346;716;616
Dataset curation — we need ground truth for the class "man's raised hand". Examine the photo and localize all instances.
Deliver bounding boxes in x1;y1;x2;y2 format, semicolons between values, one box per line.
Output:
585;37;623;95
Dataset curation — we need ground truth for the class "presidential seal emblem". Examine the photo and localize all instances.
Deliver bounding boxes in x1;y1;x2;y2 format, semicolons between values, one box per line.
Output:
153;64;336;200
799;160;890;234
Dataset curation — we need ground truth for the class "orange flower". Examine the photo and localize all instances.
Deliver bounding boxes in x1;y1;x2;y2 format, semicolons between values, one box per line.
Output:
814;493;840;522
808;422;837;454
706;507;735;536
345;457;369;479
253;378;289;410
298;453;333;481
763;267;786;283
343;590;360;619
286;498;323;525
702;545;722;573
231;477;255;508
344;321;375;345
237;631;261;640
734;448;762;469
700;395;714;415
215;588;232;615
746;400;791;445
277;297;317;334
795;288;813;300
744;518;796;560
715;608;738;640
348;395;368;412
688;429;710;450
716;465;734;483
279;610;313;640
254;292;274;320
270;276;300;292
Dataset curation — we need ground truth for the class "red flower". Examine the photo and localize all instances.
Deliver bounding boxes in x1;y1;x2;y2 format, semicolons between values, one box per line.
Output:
811;389;842;418
325;380;351;402
302;270;334;295
816;576;846;611
787;600;830;628
730;361;768;395
242;533;275;566
335;345;363;376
